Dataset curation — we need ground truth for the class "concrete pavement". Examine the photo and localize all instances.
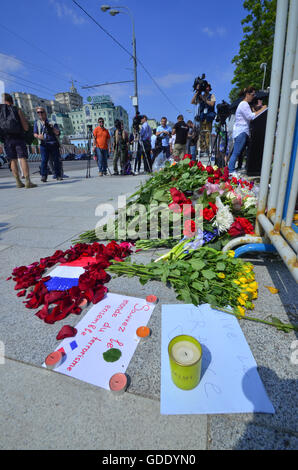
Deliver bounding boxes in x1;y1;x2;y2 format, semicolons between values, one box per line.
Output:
0;162;297;450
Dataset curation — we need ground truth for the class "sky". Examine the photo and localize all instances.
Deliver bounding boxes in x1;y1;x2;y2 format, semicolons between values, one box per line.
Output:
0;0;247;126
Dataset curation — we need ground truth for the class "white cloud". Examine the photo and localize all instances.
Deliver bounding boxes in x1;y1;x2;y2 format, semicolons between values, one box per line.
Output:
0;53;23;73
202;27;227;37
156;73;193;88
49;0;87;25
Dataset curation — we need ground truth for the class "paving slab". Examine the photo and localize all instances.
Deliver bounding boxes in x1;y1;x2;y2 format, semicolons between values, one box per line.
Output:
0;359;207;450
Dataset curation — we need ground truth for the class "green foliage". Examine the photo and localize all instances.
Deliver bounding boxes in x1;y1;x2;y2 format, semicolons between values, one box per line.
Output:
229;0;277;101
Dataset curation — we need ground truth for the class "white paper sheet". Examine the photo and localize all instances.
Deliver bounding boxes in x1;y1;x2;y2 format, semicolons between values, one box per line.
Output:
43;293;156;390
161;304;275;415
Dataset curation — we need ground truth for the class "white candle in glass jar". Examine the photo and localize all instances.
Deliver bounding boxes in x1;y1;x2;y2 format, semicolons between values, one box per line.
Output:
171;340;201;365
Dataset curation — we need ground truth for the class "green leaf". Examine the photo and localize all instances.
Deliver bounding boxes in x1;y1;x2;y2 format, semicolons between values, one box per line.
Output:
190;260;206;270
103;348;122;362
202;269;216;280
192;281;203;292
216;262;226;271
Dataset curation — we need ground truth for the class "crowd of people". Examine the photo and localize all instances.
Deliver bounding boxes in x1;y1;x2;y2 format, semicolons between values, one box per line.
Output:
0;84;268;188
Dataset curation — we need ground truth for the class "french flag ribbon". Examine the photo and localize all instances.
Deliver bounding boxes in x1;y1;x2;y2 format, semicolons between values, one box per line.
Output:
45;256;97;292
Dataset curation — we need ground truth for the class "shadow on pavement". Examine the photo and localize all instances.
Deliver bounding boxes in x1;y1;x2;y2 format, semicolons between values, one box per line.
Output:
233;366;298;449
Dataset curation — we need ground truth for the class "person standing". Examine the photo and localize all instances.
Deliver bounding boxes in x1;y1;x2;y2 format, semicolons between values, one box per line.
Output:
0;93;36;188
134;115;152;174
151;129;157;161
34;107;62;182
186;120;198;161
228;87;267;176
172;115;189;161
192;82;216;157
93;117;111;176
156;117;171;159
113;121;128;175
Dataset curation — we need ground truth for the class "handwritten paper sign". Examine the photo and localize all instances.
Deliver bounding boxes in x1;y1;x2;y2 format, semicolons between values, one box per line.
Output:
161;304;275;415
43;293;155;390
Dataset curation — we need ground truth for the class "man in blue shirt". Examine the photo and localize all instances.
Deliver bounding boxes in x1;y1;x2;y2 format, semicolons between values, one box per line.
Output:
156;117;171;159
134;115;152;174
33;107;63;182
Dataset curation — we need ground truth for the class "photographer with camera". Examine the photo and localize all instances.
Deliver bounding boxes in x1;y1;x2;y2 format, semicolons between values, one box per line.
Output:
191;80;216;157
34;107;63;182
113;120;128;176
156;116;172;160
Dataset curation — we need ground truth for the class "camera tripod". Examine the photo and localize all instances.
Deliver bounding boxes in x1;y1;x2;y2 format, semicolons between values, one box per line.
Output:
133;131;152;173
211;121;228;168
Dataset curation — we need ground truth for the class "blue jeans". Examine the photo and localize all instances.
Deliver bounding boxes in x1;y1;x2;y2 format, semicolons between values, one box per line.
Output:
96;147;108;173
228;132;248;172
190;145;196;161
40;144;61;178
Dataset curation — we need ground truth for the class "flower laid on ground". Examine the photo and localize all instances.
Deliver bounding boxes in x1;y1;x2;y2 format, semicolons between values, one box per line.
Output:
8;241;132;324
108;246;258;313
74;158;258;252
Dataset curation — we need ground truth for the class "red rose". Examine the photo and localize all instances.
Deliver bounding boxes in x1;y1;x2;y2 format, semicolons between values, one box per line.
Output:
208;202;218;214
203;208;216;221
228;217;254;237
206;165;214;174
183;220;196;237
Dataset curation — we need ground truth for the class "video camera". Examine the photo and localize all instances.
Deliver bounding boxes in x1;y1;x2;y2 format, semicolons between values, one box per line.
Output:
216;100;231;125
192;73;208;93
133;112;142;132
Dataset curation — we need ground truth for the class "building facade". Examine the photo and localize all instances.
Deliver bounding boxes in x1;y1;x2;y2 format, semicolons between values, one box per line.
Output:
54;81;83;112
68;95;129;136
12;92;68;123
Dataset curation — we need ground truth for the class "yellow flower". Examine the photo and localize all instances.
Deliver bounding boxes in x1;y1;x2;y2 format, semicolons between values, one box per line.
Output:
227;250;235;258
232;279;240;285
240;293;248;300
249;281;258;291
236;306;245;317
252;292;258;299
237;296;246;306
239;277;248;284
217;273;225;279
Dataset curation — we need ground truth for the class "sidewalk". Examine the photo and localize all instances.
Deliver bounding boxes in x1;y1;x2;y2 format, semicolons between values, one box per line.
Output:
0;166;297;450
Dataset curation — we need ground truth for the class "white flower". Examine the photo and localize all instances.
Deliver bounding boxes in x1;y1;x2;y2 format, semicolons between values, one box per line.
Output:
213;197;234;233
243;196;257;209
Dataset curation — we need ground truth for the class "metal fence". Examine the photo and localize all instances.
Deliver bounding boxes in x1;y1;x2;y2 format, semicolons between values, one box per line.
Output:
223;0;298;283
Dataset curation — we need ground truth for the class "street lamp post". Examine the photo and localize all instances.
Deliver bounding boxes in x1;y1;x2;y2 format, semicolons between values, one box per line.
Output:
100;4;138;115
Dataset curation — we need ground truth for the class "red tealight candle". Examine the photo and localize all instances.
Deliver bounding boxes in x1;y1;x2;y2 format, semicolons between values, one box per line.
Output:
45;351;64;370
146;295;158;304
109;373;128;394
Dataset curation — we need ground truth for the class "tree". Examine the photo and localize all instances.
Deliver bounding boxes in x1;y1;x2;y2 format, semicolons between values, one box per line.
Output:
229;0;277;102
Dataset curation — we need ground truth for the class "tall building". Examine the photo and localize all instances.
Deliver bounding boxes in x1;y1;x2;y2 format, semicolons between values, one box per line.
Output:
12;92;68;123
54;81;83;112
68;95;129;136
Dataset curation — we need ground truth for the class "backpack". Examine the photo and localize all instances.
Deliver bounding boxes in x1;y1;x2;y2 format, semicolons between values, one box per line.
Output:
0;104;23;137
23;122;35;145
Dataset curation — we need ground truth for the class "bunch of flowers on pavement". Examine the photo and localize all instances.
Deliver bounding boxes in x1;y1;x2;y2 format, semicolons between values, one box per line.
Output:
75;156;258;250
